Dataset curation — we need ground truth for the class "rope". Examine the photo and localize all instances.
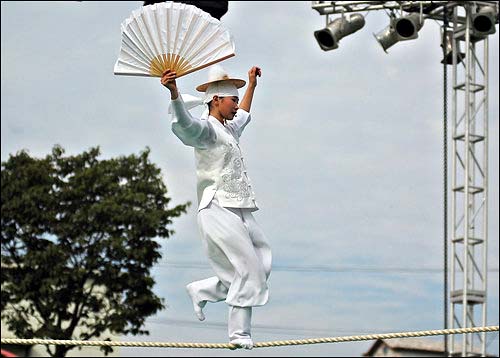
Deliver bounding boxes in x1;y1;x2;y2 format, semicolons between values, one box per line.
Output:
442;5;449;356
2;326;498;350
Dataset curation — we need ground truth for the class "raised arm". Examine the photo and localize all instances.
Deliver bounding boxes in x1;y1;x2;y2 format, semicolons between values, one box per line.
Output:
161;69;216;148
239;66;261;113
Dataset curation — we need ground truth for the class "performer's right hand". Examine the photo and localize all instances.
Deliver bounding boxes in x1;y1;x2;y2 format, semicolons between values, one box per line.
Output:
161;69;179;99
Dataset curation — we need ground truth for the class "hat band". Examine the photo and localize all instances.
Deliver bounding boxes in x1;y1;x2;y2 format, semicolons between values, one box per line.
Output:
203;81;239;104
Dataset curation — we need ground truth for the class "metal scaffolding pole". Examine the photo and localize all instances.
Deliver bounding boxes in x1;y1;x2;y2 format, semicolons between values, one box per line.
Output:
450;3;489;356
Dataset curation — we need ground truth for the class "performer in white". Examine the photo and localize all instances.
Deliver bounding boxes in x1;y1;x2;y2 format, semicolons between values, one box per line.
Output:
161;65;272;349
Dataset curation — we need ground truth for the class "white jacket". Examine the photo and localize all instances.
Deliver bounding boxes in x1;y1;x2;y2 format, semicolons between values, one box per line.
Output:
170;96;258;211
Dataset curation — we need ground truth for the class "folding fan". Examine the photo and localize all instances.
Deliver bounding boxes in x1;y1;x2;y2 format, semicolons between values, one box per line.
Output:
113;1;235;78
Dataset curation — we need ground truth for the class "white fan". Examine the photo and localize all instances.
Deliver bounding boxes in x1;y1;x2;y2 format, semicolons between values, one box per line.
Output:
113;1;235;78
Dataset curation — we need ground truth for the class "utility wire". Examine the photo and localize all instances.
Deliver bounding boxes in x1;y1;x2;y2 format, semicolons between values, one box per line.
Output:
147;318;362;336
442;6;449;356
156;261;499;274
146;318;495;339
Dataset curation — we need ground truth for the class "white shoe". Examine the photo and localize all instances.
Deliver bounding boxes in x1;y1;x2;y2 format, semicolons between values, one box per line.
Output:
230;338;253;350
186;284;206;321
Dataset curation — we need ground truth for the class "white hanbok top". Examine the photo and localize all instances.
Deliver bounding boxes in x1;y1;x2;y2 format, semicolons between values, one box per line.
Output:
170;95;258;211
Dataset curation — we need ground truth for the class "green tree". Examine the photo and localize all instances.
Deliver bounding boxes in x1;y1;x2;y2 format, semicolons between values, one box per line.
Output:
1;145;189;357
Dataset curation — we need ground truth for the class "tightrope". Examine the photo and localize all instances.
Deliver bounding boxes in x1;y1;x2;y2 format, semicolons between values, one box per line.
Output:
1;326;498;349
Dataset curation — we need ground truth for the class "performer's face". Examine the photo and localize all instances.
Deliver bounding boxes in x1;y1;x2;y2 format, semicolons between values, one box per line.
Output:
218;96;239;120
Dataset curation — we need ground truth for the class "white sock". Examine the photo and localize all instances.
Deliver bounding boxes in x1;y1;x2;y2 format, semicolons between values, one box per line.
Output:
186;284;206;321
230;338;253;350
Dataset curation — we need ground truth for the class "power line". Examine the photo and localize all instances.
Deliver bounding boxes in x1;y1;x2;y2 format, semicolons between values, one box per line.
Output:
147;318;342;336
156;261;500;274
146;318;500;340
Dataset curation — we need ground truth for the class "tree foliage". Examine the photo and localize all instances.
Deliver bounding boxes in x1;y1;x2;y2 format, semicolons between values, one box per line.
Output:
1;145;189;357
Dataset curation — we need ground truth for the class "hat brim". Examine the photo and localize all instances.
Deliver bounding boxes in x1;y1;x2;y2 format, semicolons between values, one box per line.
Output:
196;78;246;92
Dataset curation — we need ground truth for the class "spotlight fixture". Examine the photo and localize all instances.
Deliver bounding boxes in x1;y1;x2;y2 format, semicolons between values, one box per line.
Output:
314;13;365;51
471;6;497;37
373;12;425;53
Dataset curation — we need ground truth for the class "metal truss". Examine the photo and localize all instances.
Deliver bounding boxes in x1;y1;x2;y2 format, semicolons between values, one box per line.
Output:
450;3;491;356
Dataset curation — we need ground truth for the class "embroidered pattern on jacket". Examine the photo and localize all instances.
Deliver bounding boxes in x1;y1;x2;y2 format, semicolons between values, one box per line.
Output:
220;144;251;201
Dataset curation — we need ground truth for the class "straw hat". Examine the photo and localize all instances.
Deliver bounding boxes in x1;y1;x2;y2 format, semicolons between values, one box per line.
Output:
196;64;246;92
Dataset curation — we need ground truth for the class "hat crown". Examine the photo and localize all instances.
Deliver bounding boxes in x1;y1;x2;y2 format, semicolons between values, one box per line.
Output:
207;64;231;82
196;64;246;92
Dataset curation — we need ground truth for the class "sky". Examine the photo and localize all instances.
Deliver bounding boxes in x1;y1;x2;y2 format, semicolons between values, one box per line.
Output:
1;1;499;357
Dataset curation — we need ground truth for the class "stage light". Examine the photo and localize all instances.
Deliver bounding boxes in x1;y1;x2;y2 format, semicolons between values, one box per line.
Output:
471;6;497;37
373;12;425;53
314;13;365;51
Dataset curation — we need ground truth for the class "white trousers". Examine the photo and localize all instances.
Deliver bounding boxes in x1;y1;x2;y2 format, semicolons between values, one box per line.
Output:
190;198;272;340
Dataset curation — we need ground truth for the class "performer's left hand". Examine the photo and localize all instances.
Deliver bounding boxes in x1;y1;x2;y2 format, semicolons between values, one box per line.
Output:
248;66;261;87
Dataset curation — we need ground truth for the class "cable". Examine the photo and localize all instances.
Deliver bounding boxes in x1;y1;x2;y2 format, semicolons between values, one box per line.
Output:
157;261;499;274
147;318;365;336
442;6;449;356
